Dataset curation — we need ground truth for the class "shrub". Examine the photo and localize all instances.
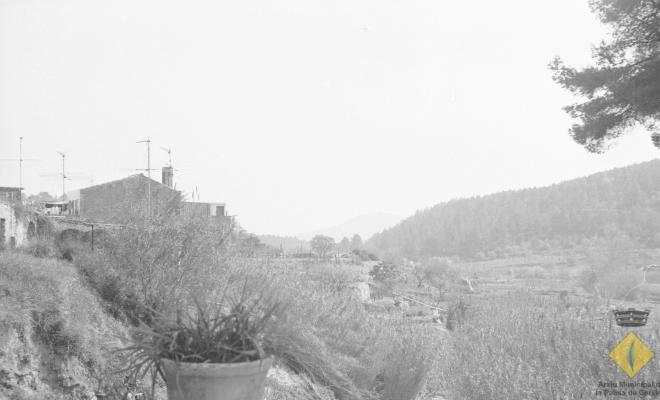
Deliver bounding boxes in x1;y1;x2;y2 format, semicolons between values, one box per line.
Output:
21;238;57;258
598;267;643;299
259;261;436;400
74;251;151;324
31;307;82;356
372;324;433;400
305;263;358;294
266;368;336;400
369;262;400;283
74;212;234;325
351;249;379;262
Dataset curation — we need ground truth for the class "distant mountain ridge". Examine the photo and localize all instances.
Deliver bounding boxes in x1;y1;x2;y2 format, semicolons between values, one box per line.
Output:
297;212;403;241
366;160;660;260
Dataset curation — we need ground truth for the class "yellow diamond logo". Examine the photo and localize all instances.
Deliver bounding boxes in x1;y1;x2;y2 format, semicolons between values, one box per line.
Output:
609;332;654;378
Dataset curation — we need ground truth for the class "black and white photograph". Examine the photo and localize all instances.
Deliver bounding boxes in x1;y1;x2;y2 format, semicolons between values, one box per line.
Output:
2;0;660;399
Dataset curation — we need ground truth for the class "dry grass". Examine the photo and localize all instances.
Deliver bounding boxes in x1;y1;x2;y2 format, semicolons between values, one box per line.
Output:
1;252;107;355
598;267;644;299
257;261;437;400
20;237;58;259
434;291;660;400
73;213;235;325
0;252;129;396
4;220;439;400
74;226;435;400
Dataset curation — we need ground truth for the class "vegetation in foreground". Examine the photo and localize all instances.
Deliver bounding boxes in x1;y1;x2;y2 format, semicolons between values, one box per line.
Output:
436;292;660;400
5;203;660;399
68;210;437;400
0;252;128;399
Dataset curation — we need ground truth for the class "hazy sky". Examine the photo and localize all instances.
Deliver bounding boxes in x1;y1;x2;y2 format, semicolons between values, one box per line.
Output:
1;0;659;236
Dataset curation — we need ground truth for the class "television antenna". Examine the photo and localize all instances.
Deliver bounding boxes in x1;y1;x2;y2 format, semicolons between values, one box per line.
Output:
136;138;156;216
56;151;67;199
41;151;68;199
136;137;155;179
161;147;172;168
0;137;39;194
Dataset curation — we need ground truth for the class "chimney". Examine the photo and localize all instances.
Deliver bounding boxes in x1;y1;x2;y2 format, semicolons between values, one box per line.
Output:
162;166;173;188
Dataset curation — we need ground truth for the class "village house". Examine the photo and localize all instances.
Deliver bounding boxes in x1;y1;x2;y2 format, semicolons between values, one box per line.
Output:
163;164;230;221
0;188;46;249
60;167;229;224
182;201;228;220
64;173;179;223
0;187;24;248
0;202;26;249
0;187;22;204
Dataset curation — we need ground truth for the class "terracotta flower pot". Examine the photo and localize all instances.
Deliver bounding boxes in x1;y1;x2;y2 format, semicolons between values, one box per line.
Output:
161;357;273;400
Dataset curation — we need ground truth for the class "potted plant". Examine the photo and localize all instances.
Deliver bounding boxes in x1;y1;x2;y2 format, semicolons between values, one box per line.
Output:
121;293;281;400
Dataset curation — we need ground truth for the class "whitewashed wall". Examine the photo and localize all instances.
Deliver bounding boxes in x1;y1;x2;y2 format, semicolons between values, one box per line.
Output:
0;202;28;248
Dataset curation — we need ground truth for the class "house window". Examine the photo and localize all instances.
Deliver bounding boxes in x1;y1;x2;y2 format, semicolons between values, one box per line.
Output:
215;205;225;217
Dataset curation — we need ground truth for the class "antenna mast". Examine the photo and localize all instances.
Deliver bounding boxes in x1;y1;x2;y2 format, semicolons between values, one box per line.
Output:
136;138;152;217
19;137;23;191
136;138;152;179
161;147;172;167
0;137;38;199
56;151;66;199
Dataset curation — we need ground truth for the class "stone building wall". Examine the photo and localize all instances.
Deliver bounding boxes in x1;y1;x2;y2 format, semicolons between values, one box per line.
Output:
78;175;180;223
0;202;28;248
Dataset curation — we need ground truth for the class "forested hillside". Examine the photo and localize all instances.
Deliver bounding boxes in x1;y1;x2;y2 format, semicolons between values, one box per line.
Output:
367;160;660;260
257;234;310;252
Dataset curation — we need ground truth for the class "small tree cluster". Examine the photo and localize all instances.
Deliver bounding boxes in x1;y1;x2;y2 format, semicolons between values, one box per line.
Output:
422;258;455;299
369;261;401;283
310;235;335;259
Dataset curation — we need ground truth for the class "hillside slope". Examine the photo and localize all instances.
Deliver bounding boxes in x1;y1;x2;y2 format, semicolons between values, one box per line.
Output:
367;160;660;260
257;235;310;252
0;253;129;400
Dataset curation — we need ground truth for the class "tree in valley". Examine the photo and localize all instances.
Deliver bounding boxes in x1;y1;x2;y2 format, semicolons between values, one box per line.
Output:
551;0;660;152
578;227;639;299
411;263;427;288
239;235;266;257
26;191;57;204
350;234;363;250
310;235;335;259
423;258;455;299
369;261;401;283
338;237;351;253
